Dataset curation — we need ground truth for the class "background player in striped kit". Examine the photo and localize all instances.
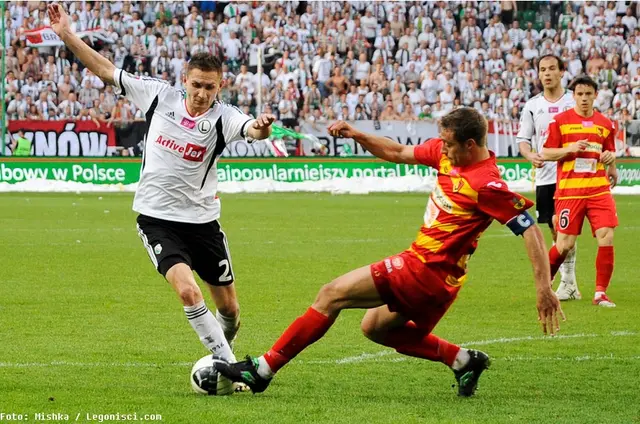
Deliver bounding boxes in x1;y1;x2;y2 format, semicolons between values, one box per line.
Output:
517;55;580;301
542;75;619;307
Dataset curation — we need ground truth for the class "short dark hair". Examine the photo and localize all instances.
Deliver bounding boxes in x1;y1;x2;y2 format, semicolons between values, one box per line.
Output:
569;75;598;92
538;55;565;72
187;53;222;74
439;107;488;147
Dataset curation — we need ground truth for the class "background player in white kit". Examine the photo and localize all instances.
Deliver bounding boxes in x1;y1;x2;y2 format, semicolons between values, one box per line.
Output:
48;4;276;364
517;55;580;300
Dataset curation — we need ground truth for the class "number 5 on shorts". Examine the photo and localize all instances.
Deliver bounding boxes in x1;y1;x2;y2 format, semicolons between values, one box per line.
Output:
558;209;570;230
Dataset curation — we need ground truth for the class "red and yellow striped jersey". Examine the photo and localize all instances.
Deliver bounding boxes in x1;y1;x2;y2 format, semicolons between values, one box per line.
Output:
544;109;615;200
412;139;534;287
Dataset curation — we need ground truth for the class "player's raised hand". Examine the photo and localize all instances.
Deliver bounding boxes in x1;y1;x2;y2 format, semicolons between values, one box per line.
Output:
47;3;71;38
252;114;276;130
568;139;590;153
537;288;565;336
328;121;358;139
600;150;615;166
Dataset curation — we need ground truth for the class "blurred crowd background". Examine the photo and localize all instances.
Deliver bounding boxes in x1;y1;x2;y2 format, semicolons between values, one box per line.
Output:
4;1;640;138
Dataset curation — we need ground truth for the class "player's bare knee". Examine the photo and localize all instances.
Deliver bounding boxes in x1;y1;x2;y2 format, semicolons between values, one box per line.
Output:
175;282;203;306
596;228;614;246
360;315;383;343
313;281;343;314
556;241;572;256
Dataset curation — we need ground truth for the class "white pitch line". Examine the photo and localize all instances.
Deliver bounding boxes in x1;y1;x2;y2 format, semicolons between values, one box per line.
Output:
610;330;636;336
333;351;395;364
0;331;635;369
323;354;640;364
459;332;599;347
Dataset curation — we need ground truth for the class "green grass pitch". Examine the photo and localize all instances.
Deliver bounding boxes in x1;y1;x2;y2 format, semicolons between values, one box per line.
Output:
1;192;639;424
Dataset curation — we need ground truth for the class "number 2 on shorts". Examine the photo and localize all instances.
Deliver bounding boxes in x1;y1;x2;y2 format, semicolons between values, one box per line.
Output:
218;259;232;283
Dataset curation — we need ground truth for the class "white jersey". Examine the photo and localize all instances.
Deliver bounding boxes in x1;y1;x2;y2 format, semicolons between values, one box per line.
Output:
516;91;575;186
113;68;254;224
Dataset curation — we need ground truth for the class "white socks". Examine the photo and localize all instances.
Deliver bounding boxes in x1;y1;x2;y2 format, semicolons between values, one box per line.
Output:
184;301;236;362
452;348;471;371
595;291;606;299
559;242;577;284
216;310;240;344
256;356;275;379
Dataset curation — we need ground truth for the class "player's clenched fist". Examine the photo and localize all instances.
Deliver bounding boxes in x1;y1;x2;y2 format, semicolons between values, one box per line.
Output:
252;114;276;130
328;121;358;139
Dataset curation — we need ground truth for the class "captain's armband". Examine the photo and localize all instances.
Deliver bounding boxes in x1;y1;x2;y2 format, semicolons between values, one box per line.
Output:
506;211;535;236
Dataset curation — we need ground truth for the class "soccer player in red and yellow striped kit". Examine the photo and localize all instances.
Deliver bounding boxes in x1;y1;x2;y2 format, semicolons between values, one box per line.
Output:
542;75;619;307
213;108;564;397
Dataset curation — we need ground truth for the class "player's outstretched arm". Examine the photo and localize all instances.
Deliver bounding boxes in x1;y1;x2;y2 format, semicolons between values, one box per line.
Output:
48;3;115;85
328;121;419;164
522;225;565;336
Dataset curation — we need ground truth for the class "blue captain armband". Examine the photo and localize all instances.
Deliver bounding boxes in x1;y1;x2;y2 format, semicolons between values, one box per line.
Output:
506;211;534;236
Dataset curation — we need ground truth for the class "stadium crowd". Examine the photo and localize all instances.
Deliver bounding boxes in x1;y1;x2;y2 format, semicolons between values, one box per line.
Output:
4;0;640;132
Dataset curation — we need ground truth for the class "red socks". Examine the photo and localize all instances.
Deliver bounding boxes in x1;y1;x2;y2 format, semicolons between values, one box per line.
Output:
382;322;460;367
595;246;614;292
549;245;567;279
263;307;334;373
262;310;461;373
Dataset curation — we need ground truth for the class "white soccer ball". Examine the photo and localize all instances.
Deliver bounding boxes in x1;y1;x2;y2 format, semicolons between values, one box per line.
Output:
190;355;236;396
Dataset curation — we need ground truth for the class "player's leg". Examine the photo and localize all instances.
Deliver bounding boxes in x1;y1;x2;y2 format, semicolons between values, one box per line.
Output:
539;184;580;298
548;200;583;286
553;213;581;300
542;184;580;296
191;220;241;354
550;233;578;277
207;284;240;346
592;227;615;306
361;305;464;368
194;221;240;345
588;194;618;307
136;215;235;361
214;264;385;393
262;265;383;368
164;264;236;361
361;302;489;397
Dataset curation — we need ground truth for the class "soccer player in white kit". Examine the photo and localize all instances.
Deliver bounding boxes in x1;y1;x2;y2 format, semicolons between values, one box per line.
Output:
517;55;580;300
48;4;276;364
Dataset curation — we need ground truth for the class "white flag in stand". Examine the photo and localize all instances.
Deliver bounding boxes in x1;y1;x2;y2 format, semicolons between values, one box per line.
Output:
24;27;115;48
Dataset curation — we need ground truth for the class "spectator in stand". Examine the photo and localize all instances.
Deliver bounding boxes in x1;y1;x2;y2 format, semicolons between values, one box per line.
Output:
58;92;82;118
5;0;640;156
78;80;99;109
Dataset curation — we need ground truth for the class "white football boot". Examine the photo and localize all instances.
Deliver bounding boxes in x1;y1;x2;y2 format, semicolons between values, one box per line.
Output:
555;280;582;301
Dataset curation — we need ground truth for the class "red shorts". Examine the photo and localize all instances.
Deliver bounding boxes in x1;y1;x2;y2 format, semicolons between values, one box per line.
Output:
370;251;460;333
555;194;618;236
